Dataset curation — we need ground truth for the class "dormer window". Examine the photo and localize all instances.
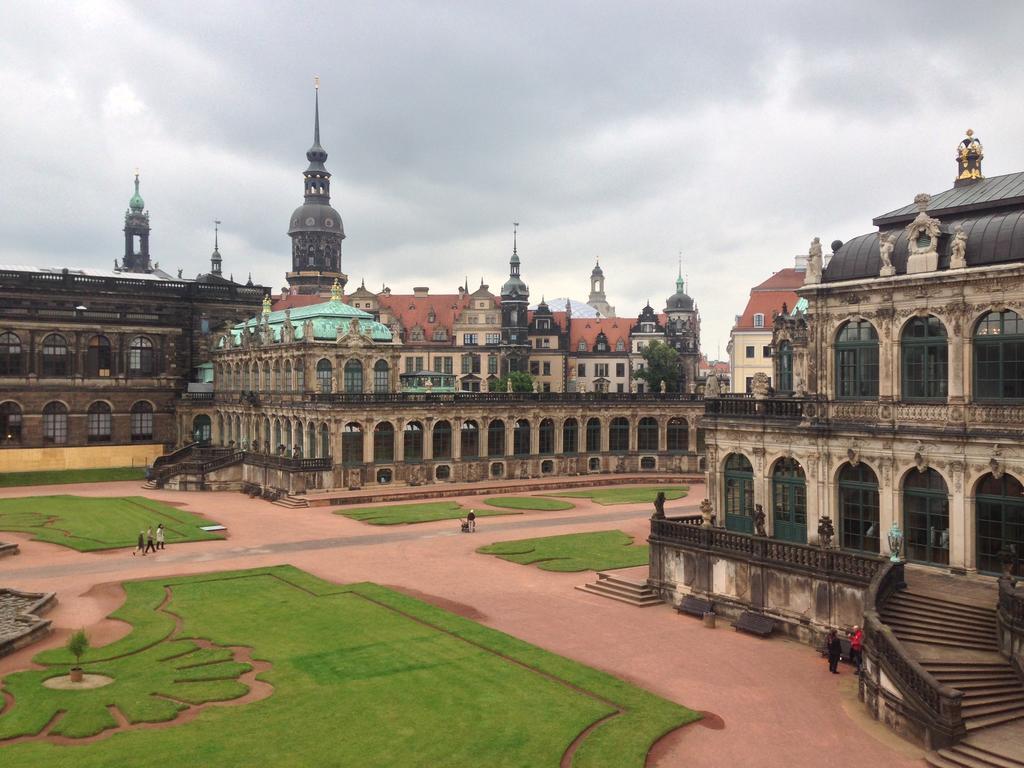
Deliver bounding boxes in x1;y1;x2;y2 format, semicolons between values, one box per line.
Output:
577;340;586;352
427;310;436;323
753;313;765;328
641;323;654;333
538;319;550;330
615;339;625;352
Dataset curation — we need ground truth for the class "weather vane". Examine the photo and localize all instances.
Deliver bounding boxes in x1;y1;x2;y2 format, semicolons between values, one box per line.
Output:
314;75;320;90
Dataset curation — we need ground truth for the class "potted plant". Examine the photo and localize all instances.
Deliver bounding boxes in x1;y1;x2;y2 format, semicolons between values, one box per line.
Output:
67;629;90;683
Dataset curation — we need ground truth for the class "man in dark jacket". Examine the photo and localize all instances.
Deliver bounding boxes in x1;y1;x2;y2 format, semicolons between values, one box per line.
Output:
826;629;842;674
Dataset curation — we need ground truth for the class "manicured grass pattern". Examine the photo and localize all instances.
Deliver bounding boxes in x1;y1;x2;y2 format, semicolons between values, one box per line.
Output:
478;530;649;572
0;566;698;767
484;496;575;511
545;485;689;506
338;500;518;525
0;495;224;551
0;467;146;488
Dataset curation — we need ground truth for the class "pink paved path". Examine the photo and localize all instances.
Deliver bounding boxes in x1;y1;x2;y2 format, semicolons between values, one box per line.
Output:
0;480;925;767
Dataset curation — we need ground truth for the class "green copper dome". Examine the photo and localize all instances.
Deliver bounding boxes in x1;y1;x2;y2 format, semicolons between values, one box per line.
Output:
129;173;145;212
227;295;393;345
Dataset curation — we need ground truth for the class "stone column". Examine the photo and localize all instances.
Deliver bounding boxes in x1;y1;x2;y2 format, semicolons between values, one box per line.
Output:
395;419;405;465
805;454;822;545
363;419;374;463
948;461;967;571
452;418;462;461
600;417;610;453
658;417;668;452
554;418;564;454
629;416;638;452
878;457;896;555
423;419;434;461
530;417;540;456
505;418;514;458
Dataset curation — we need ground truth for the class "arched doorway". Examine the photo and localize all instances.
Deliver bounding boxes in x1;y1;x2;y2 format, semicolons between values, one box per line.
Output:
975;472;1024;575
903;468;950;566
342;422;363;465
771;458;806;543
838;463;880;553
724;453;754;534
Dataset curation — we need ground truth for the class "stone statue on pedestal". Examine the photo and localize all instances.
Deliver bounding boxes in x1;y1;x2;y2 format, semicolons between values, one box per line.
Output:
805;237;823;285
818;515;835;549
651;491;666;520
754;504;767;536
950;223;968;269
878;232;896;277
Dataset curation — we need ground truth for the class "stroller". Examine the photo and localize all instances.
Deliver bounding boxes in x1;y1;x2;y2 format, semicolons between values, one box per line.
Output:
459;511;477;533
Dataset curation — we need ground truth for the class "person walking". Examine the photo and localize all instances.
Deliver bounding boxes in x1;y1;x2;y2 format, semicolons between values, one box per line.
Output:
467;511;476;532
848;625;864;674
133;530;146;557
826;629;842;674
145;527;157;554
156;523;166;551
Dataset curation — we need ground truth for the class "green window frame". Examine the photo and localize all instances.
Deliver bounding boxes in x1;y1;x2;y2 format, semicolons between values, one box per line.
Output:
835;320;879;399
974;310;1024;401
903;468;949;566
776;341;793;393
976;473;1024;575
901;316;948;400
838;463;879;553
771;458;806;543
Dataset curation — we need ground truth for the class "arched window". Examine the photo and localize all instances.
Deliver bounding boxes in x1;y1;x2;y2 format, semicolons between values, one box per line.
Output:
273;361;281;393
295;359;305;391
130;401;154;441
724;453;754;533
461;420;479;458
320;423;330;459
538;419;554;455
562;418;578;453
609;417;629;452
577;340;586;352
342;423;362;466
835;320;879;398
42;401;68;444
374;360;390;393
585;418;601;453
41;334;69;377
404;421;424;461
637;417;658;452
128;336;154;376
772;458;806;543
513;419;530;456
316;359;333;393
87;401;112;442
241;363;250;391
901;316;948;400
261;362;271;392
975;473;1024;575
433;420;452;459
903;468;949;566
373;422;394;463
284;360;292;393
667;418;688;452
488;419;505;457
776;341;793;393
1;402;23;443
615;339;625;352
838;463;879;553
344;360;363;393
974;310;1024;400
307;422;317;457
0;332;21;375
273;419;282;449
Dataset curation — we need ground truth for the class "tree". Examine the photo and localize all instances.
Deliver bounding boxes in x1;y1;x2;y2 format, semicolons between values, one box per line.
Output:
634;341;682;392
488;370;535;393
67;629;90;668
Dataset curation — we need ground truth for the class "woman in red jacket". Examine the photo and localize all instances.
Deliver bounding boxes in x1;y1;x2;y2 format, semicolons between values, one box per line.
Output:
849;625;864;673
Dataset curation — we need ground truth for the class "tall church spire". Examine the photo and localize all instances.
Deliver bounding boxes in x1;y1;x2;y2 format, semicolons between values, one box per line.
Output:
210;219;222;276
122;171;151;273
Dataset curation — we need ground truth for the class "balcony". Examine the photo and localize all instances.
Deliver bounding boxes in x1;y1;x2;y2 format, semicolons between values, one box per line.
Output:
704;395;803;420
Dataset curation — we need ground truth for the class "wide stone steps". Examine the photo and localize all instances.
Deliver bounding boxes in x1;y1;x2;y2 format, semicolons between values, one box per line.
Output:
575;573;661;607
895;591;998;621
272;495;309;509
881;605;997;633
929;741;1024;768
883;592;1000;651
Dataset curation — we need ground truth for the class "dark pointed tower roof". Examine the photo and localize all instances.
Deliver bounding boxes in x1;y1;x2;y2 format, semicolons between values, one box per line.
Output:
501;222;528;298
210;219;223;275
128;172;145;212
288;78;345;238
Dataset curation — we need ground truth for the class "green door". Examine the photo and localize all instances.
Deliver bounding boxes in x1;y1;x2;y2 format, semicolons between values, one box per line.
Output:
724;454;754;534
772;458;807;543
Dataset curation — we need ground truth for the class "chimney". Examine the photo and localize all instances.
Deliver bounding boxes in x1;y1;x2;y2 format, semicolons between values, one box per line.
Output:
413;286;429;298
794;254;808;271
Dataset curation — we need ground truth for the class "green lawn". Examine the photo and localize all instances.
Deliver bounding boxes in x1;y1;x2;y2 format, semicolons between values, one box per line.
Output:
338;500;518;525
478;530;649;572
0;467;146;488
545;485;689;506
484;496;575;511
0;496;224;551
0;566;698;767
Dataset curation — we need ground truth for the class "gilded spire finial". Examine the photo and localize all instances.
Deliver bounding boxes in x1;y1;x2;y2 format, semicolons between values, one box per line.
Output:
956;128;984;183
513;221;519;256
330;278;343;303
262;294;272;316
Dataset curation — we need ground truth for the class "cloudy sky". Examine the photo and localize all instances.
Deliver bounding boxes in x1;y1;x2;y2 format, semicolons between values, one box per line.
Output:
3;1;1024;355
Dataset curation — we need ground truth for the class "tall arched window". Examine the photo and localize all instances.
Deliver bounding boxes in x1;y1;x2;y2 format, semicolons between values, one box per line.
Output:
637;417;658;452
306;422;316;457
513;419;531;456
0;332;22;375
609;417;629;452
838;463;879;553
585;418;601;453
373;422;393;463
461;420;479;458
488;419;505;457
974;310;1024;400
320;423;330;459
975;473;1024;575
776;341;793;393
42;334;69;377
433;420;452;459
130;401;154;441
273;361;281;393
901;316;948;400
1;402;23;443
42;401;68;444
724;453;754;533
835;320;879;398
903;468;949;566
128;336;154;376
374;360;390;393
283;360;292;393
667;418;688;452
404;421;424;461
316;359;333;393
344;360;363;393
261;362;270;392
87;402;112;442
295;359;305;391
538;419;554;455
562;418;578;453
342;422;363;465
771;458;806;543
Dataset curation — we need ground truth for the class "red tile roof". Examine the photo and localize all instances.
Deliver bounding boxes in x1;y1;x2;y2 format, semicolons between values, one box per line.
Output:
377;293;473;343
733;268;804;331
569;317;629;353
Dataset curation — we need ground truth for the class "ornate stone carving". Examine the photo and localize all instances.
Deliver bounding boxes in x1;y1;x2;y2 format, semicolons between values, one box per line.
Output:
751;372;771;399
905;194;941;274
950;223;968;270
805;237;822;285
704;371;720;398
847;444;860;467
879;232;896;277
989;444;1004;479
913;443;928;473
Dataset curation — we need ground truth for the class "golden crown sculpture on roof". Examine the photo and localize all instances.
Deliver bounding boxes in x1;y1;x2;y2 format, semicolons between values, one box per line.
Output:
330;278;343;303
957;129;984;182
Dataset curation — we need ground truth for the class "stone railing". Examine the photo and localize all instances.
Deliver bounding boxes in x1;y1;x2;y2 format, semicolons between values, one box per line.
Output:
305;391;703;406
863;562;965;749
997;577;1024;674
152;441;199;470
704;396;804;420
999;578;1024;628
241;453;331;471
182;391;215;401
649;519;883;584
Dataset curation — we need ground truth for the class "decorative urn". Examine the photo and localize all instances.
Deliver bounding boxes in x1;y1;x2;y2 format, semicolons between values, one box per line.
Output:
887;522;904;563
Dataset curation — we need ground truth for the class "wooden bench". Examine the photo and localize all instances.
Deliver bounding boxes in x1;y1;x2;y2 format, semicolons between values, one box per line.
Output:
734;611;776;637
677;595;713;619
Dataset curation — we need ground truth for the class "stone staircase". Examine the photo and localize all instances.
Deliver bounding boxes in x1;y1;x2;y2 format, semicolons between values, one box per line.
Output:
881;590;1000;652
272;494;310;509
575;572;661;607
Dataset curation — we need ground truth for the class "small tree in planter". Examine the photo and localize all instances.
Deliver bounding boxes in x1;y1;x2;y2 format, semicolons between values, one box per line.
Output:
67;629;90;683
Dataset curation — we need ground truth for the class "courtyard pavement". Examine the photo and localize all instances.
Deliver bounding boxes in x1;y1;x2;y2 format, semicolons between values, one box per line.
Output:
0;480;925;767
